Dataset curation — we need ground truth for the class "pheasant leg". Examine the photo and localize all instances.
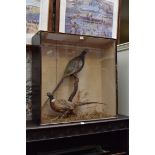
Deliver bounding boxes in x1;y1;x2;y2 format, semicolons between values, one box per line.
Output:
59;110;71;118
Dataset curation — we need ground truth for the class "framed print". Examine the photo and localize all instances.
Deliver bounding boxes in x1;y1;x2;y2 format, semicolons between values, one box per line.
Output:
26;45;32;120
56;0;120;39
26;0;50;44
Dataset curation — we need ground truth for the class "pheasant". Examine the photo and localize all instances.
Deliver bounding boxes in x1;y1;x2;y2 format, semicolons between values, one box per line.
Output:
47;92;76;117
51;49;88;96
47;93;103;118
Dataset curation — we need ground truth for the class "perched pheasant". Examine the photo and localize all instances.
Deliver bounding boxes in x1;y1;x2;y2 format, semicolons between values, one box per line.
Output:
51;49;88;95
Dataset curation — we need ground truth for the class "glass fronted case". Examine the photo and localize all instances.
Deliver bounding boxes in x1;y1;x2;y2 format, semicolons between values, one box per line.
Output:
32;31;117;125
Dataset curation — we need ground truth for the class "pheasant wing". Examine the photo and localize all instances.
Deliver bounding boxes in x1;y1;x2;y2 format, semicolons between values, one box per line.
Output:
64;57;81;77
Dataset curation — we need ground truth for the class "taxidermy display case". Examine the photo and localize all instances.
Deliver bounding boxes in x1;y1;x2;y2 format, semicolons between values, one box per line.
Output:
32;31;117;125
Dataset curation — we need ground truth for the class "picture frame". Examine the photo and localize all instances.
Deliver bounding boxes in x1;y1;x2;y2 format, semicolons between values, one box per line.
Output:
48;0;54;32
56;0;120;39
26;0;51;44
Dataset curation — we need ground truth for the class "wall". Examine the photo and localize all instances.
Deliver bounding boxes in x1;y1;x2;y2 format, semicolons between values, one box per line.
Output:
117;43;129;116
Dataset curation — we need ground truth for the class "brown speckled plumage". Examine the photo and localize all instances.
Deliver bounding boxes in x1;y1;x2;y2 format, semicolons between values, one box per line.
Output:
51;50;88;95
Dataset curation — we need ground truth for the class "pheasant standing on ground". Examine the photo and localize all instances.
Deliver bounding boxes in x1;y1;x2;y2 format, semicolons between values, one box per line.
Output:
47;93;103;118
51;49;88;96
47;92;76;117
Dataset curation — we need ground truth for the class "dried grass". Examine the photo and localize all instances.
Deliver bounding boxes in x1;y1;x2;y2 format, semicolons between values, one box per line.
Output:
42;111;113;124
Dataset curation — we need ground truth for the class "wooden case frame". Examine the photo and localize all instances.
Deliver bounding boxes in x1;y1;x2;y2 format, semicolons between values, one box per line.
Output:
31;31;118;125
26;45;41;121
